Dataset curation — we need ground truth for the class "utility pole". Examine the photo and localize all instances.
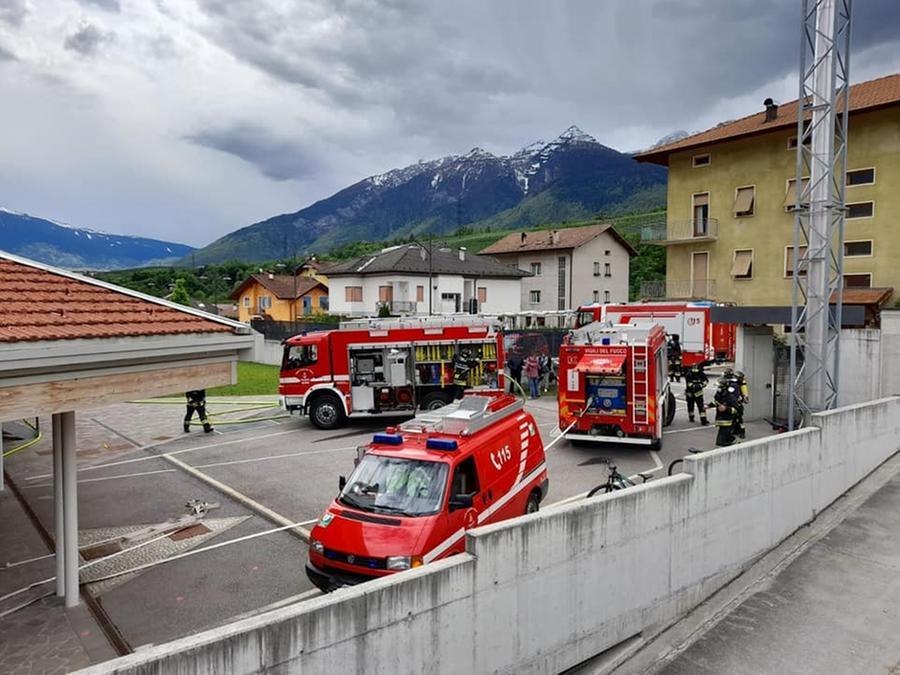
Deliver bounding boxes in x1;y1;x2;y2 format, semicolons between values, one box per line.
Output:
788;0;852;428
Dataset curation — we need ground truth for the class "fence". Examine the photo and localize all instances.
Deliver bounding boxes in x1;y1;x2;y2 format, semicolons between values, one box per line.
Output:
249;318;339;342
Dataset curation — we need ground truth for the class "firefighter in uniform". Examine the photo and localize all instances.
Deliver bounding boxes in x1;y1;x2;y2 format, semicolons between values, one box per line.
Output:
684;363;709;425
184;390;213;433
709;379;739;447
667;334;683;382
724;368;749;439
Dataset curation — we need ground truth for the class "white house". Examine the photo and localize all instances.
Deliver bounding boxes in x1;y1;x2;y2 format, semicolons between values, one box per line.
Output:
326;244;528;316
480;223;637;310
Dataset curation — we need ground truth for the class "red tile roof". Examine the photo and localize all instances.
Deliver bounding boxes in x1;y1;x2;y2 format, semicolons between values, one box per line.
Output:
636;73;900;165
479;223;637;257
0;257;235;343
830;286;893;306
229;274;326;301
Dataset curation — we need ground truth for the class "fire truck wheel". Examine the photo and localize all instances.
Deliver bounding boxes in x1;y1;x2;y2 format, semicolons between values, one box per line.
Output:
663;390;677;427
309;394;346;430
420;391;453;411
525;492;540;515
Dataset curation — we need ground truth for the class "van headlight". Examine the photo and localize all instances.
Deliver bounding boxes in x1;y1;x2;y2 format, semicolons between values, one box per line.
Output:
386;555;423;571
310;538;324;554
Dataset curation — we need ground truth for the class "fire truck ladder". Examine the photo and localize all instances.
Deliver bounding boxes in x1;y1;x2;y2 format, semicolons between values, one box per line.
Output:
630;344;650;425
400;394;524;436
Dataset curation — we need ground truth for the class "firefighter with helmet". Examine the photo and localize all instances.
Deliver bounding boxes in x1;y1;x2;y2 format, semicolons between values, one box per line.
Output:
709;378;739;446
723;368;749;439
667;334;683;382
684;363;709;426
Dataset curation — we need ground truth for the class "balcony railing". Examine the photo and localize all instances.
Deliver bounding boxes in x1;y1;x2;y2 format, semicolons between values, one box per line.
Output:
640;218;719;245
376;300;418;315
639;279;717;300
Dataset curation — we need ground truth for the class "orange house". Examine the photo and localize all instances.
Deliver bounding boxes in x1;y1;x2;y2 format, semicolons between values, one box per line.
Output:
231;273;329;323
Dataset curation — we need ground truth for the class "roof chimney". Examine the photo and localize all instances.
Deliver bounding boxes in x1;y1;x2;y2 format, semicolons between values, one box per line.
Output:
458;247;466;261
268;273;274;280
764;97;778;122
520;232;527;243
551;230;560;245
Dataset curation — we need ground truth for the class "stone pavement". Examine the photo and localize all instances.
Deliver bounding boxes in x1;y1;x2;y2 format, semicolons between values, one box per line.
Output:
0;486;115;674
660;464;900;675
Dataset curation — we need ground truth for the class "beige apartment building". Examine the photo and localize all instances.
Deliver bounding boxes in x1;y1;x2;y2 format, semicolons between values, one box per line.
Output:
635;73;900;307
480;223;636;311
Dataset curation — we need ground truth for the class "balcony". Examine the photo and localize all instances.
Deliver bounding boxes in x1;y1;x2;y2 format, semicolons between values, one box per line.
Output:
376;300;419;315
639;279;717;300
640;219;719;245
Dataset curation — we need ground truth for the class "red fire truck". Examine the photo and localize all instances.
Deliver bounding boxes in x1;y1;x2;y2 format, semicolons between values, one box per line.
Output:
558;321;676;447
574;301;735;365
279;316;504;429
306;390;548;591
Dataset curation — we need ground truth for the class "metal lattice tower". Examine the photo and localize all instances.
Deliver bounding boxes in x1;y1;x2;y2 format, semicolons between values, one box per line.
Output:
788;0;852;429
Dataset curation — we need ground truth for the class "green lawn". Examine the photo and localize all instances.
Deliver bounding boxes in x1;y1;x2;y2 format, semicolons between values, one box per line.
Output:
207;362;280;397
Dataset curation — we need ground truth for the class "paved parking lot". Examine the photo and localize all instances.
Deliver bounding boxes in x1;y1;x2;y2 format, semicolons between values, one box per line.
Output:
2;384;776;655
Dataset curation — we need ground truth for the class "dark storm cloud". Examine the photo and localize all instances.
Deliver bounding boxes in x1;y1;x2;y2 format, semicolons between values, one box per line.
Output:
0;0;29;27
64;21;115;56
76;0;121;12
185;124;323;181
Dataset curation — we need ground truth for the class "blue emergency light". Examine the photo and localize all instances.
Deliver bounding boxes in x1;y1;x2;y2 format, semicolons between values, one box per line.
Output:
425;438;459;451
372;433;403;445
602;337;611;345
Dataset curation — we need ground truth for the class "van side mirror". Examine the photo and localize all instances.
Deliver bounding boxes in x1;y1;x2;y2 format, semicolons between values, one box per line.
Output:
338;475;346;491
449;493;474;511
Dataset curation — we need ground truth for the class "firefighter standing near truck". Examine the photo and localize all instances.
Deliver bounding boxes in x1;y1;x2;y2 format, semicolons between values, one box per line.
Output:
667;334;683;382
184;390;213;434
684;363;709;426
723;368;749;439
709;379;739;446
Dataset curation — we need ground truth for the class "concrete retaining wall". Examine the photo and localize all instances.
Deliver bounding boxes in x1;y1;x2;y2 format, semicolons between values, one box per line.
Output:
82;397;900;675
838;328;882;406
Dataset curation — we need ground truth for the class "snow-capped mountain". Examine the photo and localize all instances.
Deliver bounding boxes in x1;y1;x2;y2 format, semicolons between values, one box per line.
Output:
190;126;667;264
0;208;194;270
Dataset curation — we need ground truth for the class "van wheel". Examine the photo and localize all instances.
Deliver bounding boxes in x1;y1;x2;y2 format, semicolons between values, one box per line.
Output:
420;391;453;411
525;492;540;515
310;395;346;430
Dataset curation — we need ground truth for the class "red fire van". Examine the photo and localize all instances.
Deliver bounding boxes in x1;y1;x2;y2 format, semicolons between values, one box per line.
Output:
306;390;548;591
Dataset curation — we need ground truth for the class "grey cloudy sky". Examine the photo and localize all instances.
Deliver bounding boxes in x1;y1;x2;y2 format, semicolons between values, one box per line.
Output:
0;0;898;246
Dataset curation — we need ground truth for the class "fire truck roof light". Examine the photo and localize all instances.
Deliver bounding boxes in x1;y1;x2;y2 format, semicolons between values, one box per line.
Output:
425;438;459;451
602;337;611;345
372;433;403;445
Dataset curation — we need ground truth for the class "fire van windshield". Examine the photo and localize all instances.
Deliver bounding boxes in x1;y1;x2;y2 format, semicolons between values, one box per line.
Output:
339;455;449;517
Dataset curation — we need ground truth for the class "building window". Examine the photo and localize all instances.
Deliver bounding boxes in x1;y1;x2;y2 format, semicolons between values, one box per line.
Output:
604;249;611;256
784;177;809;212
477;287;487;304
787;136;798;149
319;296;329;310
844;273;872;288
530;262;542;276
604;290;611;303
846;201;874;219
529;290;541;305
692;153;711;168
785;245;808;278
378;285;393;303
416;285;424;302
846;168;875;186
242;296;250;308
592;290;599;303
844;240;872;257
692;193;710;236
557;256;567;310
604;262;611;277
593;261;600;276
258;296;272;312
345;286;363;302
733;186;755;217
731;249;753;280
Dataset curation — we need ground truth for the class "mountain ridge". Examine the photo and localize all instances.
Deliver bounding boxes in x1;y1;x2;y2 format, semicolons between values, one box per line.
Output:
188;126;667;264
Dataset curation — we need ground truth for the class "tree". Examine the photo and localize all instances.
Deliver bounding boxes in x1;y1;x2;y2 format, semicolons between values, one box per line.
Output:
170;278;191;306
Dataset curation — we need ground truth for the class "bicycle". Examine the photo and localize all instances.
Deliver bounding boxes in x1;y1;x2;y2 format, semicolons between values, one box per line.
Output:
586;459;652;497
666;447;703;475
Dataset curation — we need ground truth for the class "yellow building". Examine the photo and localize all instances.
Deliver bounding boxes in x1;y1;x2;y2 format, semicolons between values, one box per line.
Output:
635;73;900;307
231;273;329;323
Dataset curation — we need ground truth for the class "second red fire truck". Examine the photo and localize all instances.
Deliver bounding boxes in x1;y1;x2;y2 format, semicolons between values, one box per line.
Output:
280;316;504;429
558;321;676;447
574;301;736;365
